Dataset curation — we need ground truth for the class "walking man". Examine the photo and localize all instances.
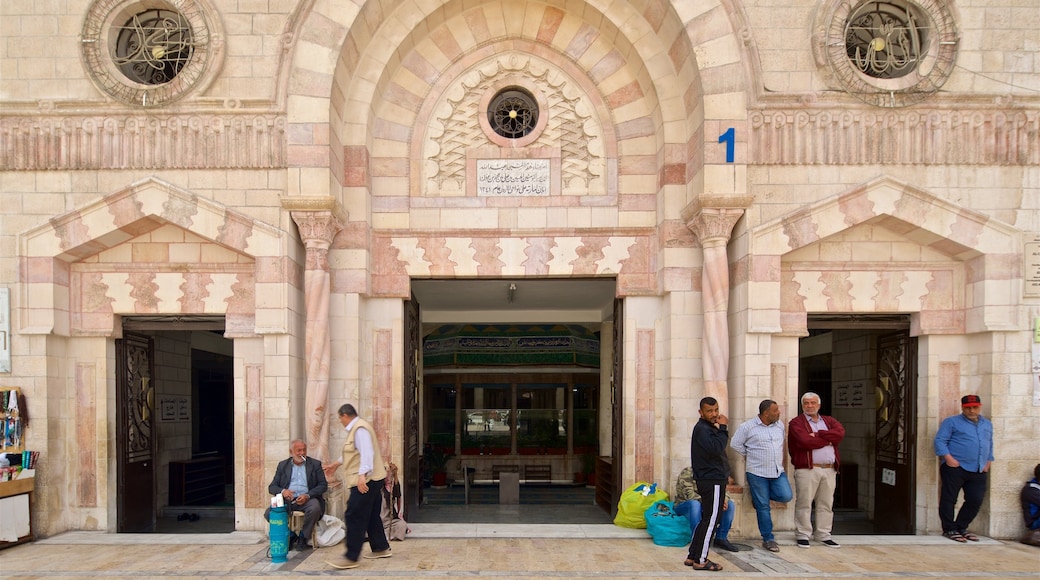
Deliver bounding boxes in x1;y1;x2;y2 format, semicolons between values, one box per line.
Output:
934;394;993;543
684;397;729;572
325;404;393;569
788;392;845;548
731;399;792;553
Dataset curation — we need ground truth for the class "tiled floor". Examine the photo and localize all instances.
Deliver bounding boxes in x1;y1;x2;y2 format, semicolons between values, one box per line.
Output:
6;526;1038;578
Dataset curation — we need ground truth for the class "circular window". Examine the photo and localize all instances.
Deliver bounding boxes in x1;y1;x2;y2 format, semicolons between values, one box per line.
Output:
845;1;927;79
814;0;958;107
81;0;223;107
113;8;194;85
487;88;539;139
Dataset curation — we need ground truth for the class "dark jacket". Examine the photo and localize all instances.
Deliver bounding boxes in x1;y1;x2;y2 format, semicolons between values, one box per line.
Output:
267;456;328;514
788;414;845;470
691;417;729;482
1023;478;1040;530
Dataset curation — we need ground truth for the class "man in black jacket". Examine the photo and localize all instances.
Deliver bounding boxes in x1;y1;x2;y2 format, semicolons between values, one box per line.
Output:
684;397;729;572
265;439;328;550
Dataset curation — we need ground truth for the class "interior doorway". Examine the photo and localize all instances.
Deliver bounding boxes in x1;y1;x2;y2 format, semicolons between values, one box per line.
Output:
406;278;617;524
117;317;235;533
799;314;917;535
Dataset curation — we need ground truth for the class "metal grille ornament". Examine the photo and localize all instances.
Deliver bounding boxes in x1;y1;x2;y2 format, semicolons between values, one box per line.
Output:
81;0;222;107
488;88;538;139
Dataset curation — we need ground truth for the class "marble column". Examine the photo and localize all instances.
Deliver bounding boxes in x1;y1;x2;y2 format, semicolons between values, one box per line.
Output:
684;196;752;416
289;205;344;464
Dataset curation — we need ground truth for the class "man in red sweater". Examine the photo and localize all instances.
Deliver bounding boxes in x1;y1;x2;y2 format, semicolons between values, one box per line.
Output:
788;392;845;549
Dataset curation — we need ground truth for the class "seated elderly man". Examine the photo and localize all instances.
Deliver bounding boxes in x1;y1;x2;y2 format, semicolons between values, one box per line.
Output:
265;439;328;550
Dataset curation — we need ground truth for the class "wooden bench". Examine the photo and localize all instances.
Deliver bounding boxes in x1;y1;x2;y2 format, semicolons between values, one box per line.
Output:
492;464;519;482
524;464;551;483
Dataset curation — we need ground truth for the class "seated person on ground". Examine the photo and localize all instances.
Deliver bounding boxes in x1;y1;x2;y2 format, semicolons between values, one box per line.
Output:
381;462;410;541
265;439;328;550
1021;463;1040;546
673;466;738;552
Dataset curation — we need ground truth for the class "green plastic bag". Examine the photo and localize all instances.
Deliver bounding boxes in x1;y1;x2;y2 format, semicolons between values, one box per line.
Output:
613;482;668;528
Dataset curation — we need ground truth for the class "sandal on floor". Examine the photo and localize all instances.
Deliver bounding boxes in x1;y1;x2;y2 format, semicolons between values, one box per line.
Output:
961;531;979;542
943;531;967;543
684;558;723;571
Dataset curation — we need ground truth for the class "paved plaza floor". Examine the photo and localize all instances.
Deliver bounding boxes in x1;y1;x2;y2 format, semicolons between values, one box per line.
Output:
3;525;1038;579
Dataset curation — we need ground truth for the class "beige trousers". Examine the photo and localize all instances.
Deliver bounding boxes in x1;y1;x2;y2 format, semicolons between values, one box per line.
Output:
793;466;837;541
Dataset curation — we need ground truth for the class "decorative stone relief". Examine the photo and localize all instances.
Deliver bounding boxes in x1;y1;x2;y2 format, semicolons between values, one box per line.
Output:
750;108;1038;165
0;112;287;171
425;56;605;197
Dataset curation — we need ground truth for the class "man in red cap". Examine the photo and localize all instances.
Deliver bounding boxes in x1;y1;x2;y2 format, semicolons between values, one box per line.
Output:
934;394;994;542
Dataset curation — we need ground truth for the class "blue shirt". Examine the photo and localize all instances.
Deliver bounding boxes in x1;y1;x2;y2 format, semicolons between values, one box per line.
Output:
934;413;994;473
288;461;309;495
730;416;786;478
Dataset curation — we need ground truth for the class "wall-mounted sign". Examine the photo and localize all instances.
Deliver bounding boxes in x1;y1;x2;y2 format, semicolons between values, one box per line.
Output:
0;289;10;373
476;159;550;197
1025;235;1040;298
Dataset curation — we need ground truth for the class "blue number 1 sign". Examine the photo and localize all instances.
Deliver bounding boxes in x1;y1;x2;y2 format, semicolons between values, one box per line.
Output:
718;127;735;163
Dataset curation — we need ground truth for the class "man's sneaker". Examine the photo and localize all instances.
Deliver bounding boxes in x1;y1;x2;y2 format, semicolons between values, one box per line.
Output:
796;539;810;548
821;539;841;548
364;549;393;559
762;540;780;552
714;539;739;552
325;556;359;569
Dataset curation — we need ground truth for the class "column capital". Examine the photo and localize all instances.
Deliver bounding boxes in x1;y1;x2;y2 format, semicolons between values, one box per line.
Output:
682;195;754;247
289;209;344;271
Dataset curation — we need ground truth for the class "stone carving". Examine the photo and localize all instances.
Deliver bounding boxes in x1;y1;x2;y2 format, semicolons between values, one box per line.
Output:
427;58;603;196
750;108;1038;165
0;113;287;170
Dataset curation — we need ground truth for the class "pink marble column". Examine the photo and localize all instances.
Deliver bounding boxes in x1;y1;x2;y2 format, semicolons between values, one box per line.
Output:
685;197;752;416
290;209;343;464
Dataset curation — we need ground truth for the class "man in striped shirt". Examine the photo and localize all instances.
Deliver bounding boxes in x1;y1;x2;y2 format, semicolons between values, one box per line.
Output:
730;399;792;553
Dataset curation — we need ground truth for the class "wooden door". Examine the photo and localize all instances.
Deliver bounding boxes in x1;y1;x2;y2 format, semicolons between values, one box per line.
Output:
874;330;917;534
608;298;624;516
116;333;156;532
403;294;423;519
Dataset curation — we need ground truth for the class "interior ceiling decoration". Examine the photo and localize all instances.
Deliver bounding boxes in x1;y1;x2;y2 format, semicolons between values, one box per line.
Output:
813;0;959;108
81;0;224;107
426;56;604;196
424;324;601;368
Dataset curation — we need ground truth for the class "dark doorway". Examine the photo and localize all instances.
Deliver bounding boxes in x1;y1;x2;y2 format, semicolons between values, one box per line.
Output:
118;318;235;533
800;315;916;535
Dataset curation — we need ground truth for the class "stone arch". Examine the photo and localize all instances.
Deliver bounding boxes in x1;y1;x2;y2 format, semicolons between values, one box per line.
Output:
281;0;756;206
743;176;1022;336
18;177;294;337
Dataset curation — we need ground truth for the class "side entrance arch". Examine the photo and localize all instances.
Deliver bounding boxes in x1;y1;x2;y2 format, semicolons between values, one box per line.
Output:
744;176;1022;535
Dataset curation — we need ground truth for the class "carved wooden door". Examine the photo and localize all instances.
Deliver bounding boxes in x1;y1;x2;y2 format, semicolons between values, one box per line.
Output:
403;294;423;518
116;333;155;532
874;330;917;534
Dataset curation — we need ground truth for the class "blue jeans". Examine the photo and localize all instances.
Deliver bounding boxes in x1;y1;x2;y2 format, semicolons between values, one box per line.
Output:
745;472;793;542
675;497;734;540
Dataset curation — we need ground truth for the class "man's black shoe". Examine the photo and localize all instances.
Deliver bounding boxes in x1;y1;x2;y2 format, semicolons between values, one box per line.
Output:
295;538;312;551
714;539;739;552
